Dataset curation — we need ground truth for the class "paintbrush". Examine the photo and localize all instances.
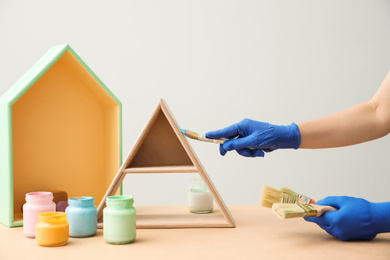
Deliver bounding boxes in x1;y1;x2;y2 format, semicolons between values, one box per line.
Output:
260;185;316;208
272;203;337;219
279;186;316;204
180;129;227;144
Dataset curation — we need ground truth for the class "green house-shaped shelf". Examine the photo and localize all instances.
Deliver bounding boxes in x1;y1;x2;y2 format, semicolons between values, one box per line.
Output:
0;44;122;227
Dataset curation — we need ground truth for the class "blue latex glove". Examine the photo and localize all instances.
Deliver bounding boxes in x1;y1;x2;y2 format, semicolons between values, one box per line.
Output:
205;119;301;157
305;196;390;241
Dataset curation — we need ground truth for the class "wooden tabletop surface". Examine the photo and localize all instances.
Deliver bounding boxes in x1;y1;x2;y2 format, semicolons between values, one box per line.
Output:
1;205;389;260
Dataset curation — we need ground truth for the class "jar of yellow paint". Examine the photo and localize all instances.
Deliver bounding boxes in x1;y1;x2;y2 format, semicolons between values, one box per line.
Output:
35;212;69;246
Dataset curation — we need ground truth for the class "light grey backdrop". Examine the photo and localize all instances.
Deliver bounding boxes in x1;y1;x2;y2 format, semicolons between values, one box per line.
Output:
1;1;390;206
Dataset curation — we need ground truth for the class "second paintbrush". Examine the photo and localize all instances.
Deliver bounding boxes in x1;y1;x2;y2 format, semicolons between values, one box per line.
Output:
181;129;227;144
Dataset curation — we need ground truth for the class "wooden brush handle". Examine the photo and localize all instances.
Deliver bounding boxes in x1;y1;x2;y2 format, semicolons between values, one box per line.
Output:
313;205;337;217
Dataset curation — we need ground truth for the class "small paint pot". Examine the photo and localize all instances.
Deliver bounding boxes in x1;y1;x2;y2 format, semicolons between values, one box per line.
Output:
35;212;69;246
66;196;97;238
188;177;213;214
56;201;69;212
103;195;136;244
23;191;56;238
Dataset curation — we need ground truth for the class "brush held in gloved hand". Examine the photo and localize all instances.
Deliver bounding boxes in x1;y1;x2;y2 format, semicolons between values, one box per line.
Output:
206;119;301;157
305;196;390;241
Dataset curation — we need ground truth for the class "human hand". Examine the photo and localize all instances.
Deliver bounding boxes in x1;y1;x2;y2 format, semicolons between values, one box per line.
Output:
305;196;390;241
205;119;301;157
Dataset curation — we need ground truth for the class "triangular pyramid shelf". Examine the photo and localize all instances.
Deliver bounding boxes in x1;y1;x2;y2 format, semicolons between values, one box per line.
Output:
97;98;235;228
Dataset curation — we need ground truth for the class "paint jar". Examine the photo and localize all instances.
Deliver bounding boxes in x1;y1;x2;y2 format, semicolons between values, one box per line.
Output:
23;191;56;238
103;195;136;244
56;201;69;212
65;196;97;238
188;177;213;213
35;212;69;246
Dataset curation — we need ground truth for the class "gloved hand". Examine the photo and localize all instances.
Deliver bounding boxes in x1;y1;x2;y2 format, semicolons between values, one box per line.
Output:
305;196;390;241
205;119;301;157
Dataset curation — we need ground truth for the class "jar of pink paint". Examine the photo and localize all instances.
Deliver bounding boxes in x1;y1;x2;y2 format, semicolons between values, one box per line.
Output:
23;191;56;238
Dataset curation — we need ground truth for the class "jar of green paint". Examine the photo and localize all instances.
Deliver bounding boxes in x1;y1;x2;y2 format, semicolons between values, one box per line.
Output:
103;195;136;244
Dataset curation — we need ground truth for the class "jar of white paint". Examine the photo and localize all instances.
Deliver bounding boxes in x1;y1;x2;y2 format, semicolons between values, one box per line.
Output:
188;177;213;213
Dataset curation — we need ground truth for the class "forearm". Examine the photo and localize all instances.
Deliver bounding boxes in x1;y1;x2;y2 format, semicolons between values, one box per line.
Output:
298;101;385;148
298;71;390;149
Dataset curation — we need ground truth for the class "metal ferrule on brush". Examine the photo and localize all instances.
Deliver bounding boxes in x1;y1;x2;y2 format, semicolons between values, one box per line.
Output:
198;133;226;144
299;204;317;217
295;193;312;204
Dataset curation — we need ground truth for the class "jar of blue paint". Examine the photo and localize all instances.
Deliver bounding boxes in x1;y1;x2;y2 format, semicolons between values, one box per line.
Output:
65;196;97;238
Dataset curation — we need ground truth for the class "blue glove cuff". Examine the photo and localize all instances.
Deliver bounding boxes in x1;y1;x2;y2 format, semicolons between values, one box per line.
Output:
278;123;301;150
370;202;390;234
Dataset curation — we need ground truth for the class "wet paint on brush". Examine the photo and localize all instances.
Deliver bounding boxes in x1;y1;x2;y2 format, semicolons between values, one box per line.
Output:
180;129;226;144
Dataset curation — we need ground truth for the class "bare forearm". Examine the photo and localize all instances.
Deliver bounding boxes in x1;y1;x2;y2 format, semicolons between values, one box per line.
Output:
298;101;384;148
298;71;390;149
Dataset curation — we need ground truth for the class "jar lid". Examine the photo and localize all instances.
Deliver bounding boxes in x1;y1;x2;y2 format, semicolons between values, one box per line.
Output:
189;177;209;192
106;195;134;204
38;212;66;223
68;196;95;206
25;191;53;201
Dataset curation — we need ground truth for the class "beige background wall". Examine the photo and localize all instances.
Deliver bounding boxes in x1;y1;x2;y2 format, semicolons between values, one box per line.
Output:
1;0;390;206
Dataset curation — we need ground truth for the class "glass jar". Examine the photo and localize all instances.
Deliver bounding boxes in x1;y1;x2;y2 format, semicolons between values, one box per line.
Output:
103;195;136;244
23;191;56;238
188;177;214;213
56;201;69;212
35;212;69;246
65;196;97;238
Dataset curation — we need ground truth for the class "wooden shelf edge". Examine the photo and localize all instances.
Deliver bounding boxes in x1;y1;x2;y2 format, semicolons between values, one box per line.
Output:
97;223;234;229
124;165;198;174
136;223;235;229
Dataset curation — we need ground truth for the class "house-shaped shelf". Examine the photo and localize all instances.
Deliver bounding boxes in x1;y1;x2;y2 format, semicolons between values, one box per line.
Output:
97;99;235;228
0;44;122;227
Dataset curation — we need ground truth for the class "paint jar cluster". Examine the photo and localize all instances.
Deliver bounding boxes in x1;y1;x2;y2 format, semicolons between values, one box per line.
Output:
22;191;136;246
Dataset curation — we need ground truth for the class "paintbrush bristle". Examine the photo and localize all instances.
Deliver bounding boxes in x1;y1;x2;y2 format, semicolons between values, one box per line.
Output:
260;185;300;208
260;185;283;208
184;130;199;140
272;203;317;219
279;186;316;204
279;187;296;195
272;203;305;219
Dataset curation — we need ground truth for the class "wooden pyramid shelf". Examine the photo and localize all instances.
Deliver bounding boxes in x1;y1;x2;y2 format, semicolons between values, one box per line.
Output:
97;99;235;228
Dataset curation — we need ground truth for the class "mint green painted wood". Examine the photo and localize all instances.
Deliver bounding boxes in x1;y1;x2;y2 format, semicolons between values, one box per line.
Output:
0;44;122;227
0;103;13;227
0;44;68;105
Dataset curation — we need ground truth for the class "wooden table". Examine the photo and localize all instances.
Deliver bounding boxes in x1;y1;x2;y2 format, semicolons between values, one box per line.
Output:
1;205;389;260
